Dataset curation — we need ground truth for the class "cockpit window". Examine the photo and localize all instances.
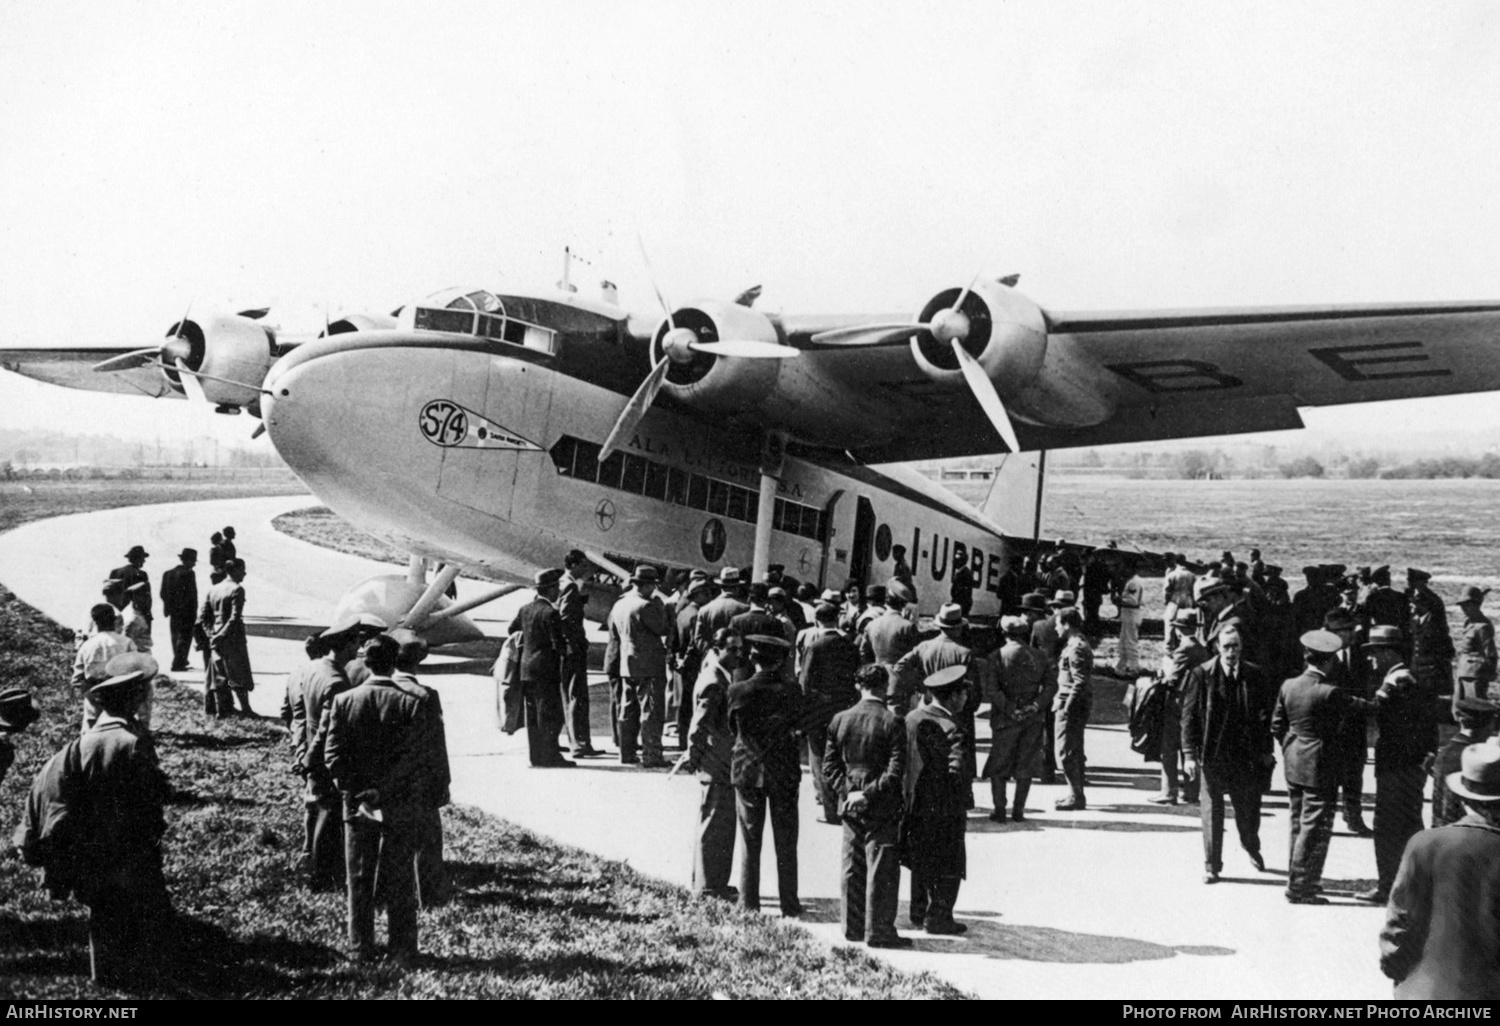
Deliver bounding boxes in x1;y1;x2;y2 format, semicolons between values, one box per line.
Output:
409;289;557;355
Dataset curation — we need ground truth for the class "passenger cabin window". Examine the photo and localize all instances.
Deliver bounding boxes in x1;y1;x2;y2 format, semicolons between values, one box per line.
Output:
408;288;559;355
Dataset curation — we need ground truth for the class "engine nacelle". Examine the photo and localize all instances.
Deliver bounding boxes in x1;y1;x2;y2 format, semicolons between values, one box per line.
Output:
653;300;784;413
163;314;278;411
908;280;1048;398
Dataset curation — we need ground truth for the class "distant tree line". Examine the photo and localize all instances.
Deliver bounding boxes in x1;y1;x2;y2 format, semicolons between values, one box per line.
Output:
1167;450;1500;480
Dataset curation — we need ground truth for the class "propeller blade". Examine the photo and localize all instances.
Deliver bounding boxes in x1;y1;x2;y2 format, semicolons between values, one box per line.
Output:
174;358;210;405
636;236;675;331
250;423;266;440
598;355;672;464
951;339;1021;453
91;347;163;373
952;267;984;315
689;339;798;359
808;322;930;347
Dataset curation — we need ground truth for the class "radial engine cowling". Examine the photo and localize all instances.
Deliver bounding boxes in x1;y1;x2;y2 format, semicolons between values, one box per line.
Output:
164;314;278;411
653;300;785;414
908;280;1048;398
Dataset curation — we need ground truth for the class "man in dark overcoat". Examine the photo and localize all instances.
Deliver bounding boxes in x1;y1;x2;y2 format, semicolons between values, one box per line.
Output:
558;549;600;758
201;558;253;716
1272;629;1353;903
1380;738;1500;999
1181;623;1274;882
158;548;198;673
824;663;909;947
510;568;571;767
798;602;861;825
902;664;970;935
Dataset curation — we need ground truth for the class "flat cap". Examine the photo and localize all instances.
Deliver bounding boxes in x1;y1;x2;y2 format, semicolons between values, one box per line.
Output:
1300;629;1344;654
924;664;969;691
91;651;159;696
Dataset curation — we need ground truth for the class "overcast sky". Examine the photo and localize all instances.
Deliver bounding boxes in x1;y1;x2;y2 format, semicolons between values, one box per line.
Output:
2;1;1498;450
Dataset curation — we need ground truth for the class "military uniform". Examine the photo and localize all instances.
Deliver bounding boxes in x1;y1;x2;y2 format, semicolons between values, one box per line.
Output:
684;652;737;897
1272;661;1350;900
728;667;805;915
902;696;968;932
299;654;353;888
983;637;1052;818
511;594;569;766
159;562;198;672
1408;582;1455;714
1455;608;1497;706
1054;633;1094;808
825;695;907;943
892;631;982;785
798;626;861;823
325;674;430;959
1370;661;1437;898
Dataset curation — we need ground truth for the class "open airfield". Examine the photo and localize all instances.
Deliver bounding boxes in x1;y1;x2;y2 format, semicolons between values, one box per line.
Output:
0;481;1454;1000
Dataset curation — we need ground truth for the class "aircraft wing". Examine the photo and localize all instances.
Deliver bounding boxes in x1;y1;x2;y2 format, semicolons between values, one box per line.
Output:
829;300;1500;462
0;347;181;399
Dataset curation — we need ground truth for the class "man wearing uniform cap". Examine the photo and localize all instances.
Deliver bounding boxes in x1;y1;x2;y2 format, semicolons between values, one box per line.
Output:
159;548;199;673
1453;585;1496;709
609;565;672;767
892;603;985;789
1381;738;1500;999
1324;607;1374;836
727;633;805;916
200;559;253;717
1406;568;1455;724
1364;566;1408;633
1358;626;1438;904
1430;697;1499;828
75;662;174;985
901;664;971;935
1182;624;1273;879
110;545;153;623
0;687;39;788
512;569;572;768
983;616;1052;822
1272;629;1354;902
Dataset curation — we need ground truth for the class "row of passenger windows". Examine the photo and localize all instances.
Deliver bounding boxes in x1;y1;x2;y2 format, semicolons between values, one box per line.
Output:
548;435;825;540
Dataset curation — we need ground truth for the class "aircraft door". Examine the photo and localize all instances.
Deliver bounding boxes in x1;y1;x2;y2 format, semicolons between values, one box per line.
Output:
816;489;843;589
849;495;876;590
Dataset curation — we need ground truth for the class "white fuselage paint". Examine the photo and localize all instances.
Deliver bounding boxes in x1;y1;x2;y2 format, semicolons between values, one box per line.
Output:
264;338;1016;618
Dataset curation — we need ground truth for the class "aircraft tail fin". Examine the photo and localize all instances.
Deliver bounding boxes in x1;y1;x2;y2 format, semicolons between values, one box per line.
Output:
979;451;1047;539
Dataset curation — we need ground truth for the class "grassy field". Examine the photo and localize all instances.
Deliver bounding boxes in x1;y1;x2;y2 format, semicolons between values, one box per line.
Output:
0;484;963;999
0;477;309;535
272;505;407;567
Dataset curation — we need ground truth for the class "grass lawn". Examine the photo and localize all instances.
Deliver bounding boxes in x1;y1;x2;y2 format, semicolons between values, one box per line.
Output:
272;505;407;568
0;484;965;999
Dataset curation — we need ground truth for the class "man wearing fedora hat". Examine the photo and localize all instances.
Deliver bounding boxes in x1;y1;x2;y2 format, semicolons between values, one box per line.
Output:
695;567;750;651
858;590;919;671
1358;625;1438;904
1150;608;1208;805
1432;697;1499;827
110;545;153;623
513;568;572;768
799;602;861;825
1273;629;1356;903
75;661;174;985
159;548;199;673
0;686;39;787
892;603;983;784
902;664;971;935
1454;585;1496;709
609;564;672;767
1380;738;1500;999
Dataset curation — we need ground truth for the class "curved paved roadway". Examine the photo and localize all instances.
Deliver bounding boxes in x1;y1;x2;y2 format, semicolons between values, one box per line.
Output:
0;496;1394;1000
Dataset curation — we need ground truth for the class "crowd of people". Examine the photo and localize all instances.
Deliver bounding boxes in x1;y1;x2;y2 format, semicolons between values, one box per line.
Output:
6;525;1500;996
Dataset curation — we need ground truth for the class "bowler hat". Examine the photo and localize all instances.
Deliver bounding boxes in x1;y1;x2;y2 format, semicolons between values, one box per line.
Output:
533;568;563;588
630;565;661;584
934;603;967;629
1048;590;1076;608
1362;625;1405;650
1020;593;1048;612
715;567;742;587
179;548;198;561
1459;586;1491;605
1446;739;1500;803
1300;629;1344;654
125;545;149;559
0;687;39;731
923;664;969;691
1408;567;1432;584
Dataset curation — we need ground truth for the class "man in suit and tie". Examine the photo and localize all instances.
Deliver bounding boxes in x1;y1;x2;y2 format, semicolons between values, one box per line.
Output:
509;569;571;768
892;603;985;788
824;663;910;948
1272;629;1355;903
1182;623;1275;882
158;548;198;673
858;591;919;669
679;627;743;900
798;602;861;825
1325;606;1374;836
695;568;750;649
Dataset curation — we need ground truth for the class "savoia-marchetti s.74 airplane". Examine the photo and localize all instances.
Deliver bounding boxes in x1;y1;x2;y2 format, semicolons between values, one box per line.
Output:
6;259;1500;640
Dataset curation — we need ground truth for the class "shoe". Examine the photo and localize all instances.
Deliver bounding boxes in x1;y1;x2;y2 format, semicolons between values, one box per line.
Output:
988;809;1007;823
1011;808;1026;823
867;936;915;949
1344;817;1374;837
781;903;804;918
907;917;925;930
640;757;670;769
1182;792;1200;804
1287;892;1330;905
1248;851;1266;873
170;663;190;673
1146;793;1178;805
820;816;843;826
532;758;574;768
572;745;603;758
1353;888;1388;904
1039;774;1058;785
844;933;863;942
925;921;968;936
1203;871;1221;884
619;754;640;764
1054;798;1086;811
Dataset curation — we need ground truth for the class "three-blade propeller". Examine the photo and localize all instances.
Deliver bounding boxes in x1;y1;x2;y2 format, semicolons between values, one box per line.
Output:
597;244;798;463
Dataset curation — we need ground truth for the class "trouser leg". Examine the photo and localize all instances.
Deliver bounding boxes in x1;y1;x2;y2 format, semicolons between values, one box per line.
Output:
736;785;767;910
169;615;193;670
1057;700;1089;801
1374;765;1426;893
866;821;901;941
1199;767;1226;872
989;777;1007;814
618;678;641;760
1289;786;1336;893
88;898;130;984
379;816;421;956
675;669;694;749
1118;610;1140;673
909;867;929;924
1012;777;1031;813
310;795;346;888
561;638;590;750
345;814;381;955
609;677;621;747
537;678;565;759
639;676;666;762
841;821;866;939
1286;786;1306;893
1231;772;1263;858
414;806;448;909
692;781;736;895
770;786;801;913
806;721;839;821
1040;711;1057;781
926;875;961;928
1341;736;1367;822
524;686;549;765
